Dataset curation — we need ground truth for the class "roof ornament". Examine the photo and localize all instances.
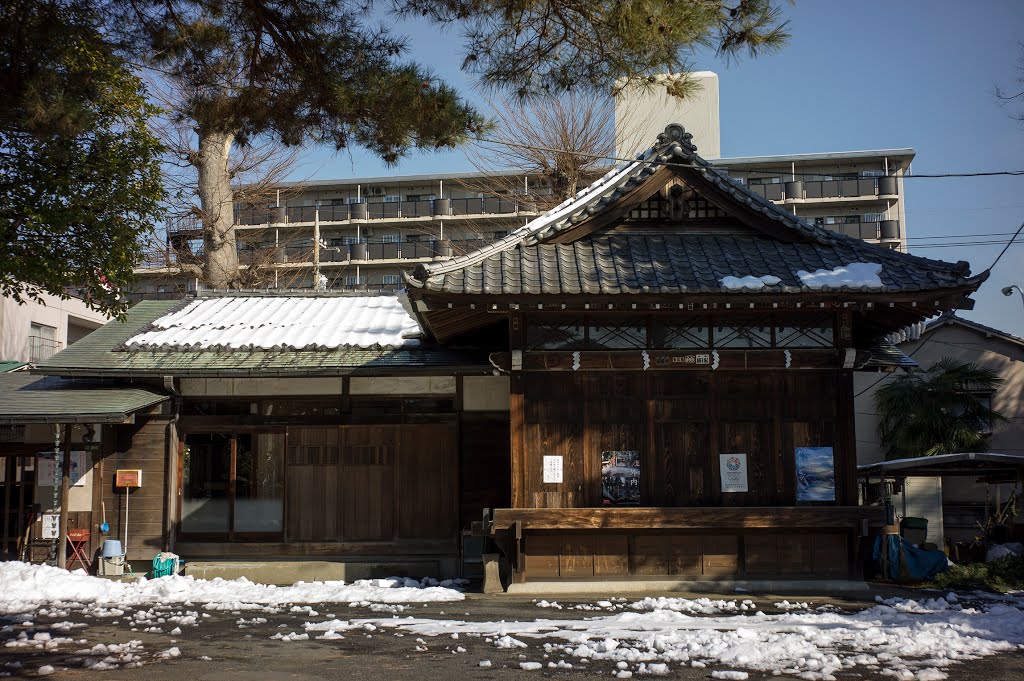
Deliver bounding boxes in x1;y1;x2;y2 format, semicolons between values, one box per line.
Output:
658;123;698;156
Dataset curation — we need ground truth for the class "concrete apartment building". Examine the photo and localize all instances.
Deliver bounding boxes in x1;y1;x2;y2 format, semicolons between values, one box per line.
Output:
0;292;108;367
134;72;914;296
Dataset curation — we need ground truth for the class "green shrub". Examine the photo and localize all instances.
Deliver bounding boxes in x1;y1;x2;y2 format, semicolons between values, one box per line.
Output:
925;555;1024;593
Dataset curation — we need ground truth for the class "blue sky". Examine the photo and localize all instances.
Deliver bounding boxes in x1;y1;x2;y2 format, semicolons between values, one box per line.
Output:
289;1;1024;337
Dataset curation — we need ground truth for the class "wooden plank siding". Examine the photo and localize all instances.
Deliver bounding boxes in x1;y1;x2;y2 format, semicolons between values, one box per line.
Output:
104;419;172;561
283;424;459;545
515;371;852;510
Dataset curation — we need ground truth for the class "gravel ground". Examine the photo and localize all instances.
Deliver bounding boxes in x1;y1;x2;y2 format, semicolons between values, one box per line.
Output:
1;589;1022;680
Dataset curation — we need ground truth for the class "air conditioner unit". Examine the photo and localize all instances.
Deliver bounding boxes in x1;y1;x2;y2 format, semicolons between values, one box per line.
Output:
369;187;386;196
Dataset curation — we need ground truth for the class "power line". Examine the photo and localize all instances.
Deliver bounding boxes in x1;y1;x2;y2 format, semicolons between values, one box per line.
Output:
474;136;1024;181
987;220;1024;271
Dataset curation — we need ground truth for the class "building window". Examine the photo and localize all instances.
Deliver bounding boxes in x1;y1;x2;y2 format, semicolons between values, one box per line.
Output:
344;275;367;286
28;322;60;362
382;274;402;285
588;319;646;350
181;432;285;537
713;317;772;348
651;320;710;349
527;318;586;350
775;315;835;348
859;169;885;177
862;212;885;223
492;230;509;239
383;194;401;203
381;234;401;243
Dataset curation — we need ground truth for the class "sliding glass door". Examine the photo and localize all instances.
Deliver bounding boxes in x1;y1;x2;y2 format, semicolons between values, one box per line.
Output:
181;431;284;539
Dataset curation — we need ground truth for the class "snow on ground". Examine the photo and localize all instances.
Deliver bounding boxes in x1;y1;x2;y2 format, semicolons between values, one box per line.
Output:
0;561;465;616
303;594;1024;681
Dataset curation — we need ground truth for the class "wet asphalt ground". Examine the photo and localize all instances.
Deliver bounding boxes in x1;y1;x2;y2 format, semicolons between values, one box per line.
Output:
1;589;1023;680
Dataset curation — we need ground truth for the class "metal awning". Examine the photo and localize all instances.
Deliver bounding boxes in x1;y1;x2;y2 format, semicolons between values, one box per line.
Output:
858;452;1024;481
0;374;168;424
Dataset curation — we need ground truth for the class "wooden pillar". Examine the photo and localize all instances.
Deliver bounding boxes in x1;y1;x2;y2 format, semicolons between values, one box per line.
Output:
2;456;11;560
57;423;72;569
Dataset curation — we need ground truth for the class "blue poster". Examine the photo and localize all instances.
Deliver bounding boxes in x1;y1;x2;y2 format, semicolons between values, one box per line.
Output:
795;446;835;502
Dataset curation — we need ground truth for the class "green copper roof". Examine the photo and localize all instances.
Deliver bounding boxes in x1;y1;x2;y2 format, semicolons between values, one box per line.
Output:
0;361;27;373
34;298;491;378
0;373;168;424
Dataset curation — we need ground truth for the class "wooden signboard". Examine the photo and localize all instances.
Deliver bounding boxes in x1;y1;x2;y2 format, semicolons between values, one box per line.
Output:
115;469;142;488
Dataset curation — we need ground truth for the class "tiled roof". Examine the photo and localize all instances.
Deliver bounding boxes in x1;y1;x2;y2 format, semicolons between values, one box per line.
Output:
0;373;167;424
34;298;491;377
922;314;1024;348
125;295;421;351
415;234;982;296
406;124;984;297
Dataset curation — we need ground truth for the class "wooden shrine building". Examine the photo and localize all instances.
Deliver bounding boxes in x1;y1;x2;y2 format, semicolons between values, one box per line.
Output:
403;124;986;584
10;124;985;587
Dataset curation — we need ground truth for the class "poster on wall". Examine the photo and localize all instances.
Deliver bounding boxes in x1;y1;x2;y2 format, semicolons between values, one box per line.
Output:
35;452;89;487
719;453;748;493
795;446;836;501
602;450;640;505
542;455;563;483
41;514;59;539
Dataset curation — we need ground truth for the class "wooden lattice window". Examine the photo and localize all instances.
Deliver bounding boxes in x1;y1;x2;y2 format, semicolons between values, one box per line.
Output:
588;318;646;350
287;445;339;466
775;314;835;348
628;196;664;219
651;319;711;349
713;316;772;348
526;318;586;350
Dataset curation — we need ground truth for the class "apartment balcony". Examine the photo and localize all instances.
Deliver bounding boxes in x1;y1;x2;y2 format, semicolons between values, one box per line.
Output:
226;196;538;231
28;336;63;363
275;238;491;266
818;219;901;244
747;175;899;204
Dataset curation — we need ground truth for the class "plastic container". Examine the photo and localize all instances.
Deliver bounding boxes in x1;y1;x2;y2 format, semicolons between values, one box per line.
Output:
901;516;928;546
101;539;123;558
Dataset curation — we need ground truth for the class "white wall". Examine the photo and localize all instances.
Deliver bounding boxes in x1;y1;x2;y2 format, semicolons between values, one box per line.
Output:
614;72;721;159
0;291;108;363
854;321;1024;546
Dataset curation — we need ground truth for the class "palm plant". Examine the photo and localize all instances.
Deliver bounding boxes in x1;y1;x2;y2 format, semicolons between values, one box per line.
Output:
875;357;1007;459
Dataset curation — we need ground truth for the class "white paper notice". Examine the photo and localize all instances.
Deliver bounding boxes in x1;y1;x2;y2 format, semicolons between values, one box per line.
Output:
41;514;59;539
543;455;563;483
719;453;748;493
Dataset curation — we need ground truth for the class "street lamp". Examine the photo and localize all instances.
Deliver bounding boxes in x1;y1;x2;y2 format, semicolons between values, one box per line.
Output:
1003;285;1024;310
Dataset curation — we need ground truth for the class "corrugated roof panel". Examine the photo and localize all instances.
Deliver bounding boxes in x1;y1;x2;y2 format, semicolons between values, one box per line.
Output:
125;296;421;351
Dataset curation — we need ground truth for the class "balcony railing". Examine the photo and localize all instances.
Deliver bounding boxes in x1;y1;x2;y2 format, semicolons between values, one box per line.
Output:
28;336;62;362
231;196;537;228
747;175;898;202
278;238;491;264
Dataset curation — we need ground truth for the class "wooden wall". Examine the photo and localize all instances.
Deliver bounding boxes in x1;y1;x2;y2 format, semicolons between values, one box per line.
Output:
285;424;458;543
105;419;172;561
514;370;852;509
523;531;850;579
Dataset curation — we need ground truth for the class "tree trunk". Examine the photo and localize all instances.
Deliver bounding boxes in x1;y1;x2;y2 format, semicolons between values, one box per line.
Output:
196;129;237;288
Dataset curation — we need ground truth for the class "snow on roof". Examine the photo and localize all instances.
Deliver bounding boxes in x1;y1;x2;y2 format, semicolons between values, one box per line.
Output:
124;295;421;351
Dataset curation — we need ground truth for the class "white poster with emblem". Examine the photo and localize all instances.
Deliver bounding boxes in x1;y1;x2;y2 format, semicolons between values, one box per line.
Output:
41;514;59;539
542;455;563;483
719;453;748;493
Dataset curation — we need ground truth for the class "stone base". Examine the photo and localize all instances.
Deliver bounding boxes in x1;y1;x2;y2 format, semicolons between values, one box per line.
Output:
182;558;457;585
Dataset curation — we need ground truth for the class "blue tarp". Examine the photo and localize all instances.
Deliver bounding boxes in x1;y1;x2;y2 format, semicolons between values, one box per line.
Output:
872;534;949;581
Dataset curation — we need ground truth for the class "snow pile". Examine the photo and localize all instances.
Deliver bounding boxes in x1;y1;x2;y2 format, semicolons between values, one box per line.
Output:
796;262;884;289
300;595;1024;681
720;275;782;291
0;561;464;615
